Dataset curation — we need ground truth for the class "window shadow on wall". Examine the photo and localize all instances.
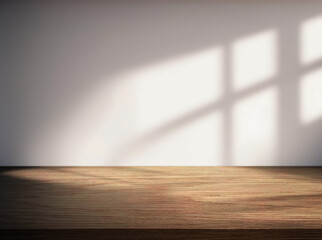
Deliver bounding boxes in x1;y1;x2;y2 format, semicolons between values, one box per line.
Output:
1;0;322;165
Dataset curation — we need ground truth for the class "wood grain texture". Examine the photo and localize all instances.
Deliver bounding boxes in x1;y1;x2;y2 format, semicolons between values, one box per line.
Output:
0;167;322;230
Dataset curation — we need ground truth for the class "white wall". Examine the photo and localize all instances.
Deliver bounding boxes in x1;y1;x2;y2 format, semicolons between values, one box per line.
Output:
1;0;322;165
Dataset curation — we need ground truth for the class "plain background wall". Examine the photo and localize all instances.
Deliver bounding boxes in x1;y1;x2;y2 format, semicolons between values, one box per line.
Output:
1;0;322;166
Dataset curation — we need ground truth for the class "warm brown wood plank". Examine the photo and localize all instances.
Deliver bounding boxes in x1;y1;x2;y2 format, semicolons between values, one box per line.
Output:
0;167;322;229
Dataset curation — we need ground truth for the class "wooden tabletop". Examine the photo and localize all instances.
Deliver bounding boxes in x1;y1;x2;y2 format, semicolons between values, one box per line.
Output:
0;167;322;230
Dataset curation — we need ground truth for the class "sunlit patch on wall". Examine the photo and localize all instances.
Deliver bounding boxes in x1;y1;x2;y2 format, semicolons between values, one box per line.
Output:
129;47;223;135
232;87;278;165
125;111;223;166
24;79;138;166
300;67;322;124
300;16;322;65
232;30;278;92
